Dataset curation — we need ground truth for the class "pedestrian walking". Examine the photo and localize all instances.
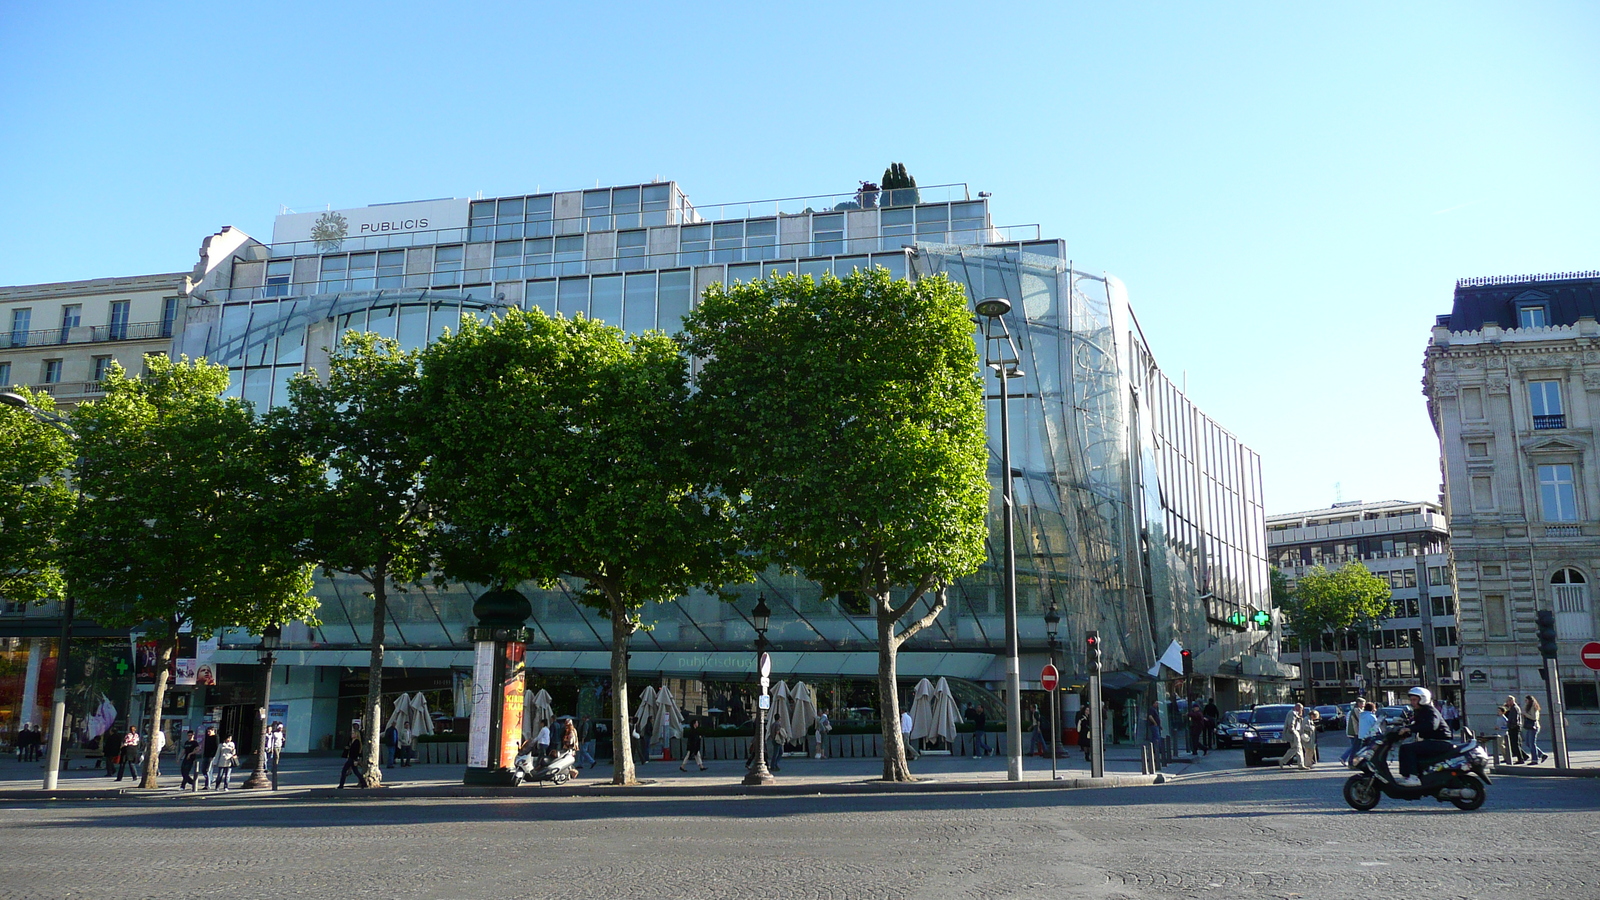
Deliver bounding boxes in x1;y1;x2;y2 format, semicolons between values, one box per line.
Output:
1187;702;1207;756
213;736;237;791
397;722;415;768
814;709;831;759
265;722;285;789
200;726;219;789
148;726;166;777
102;726;121;778
1202;698;1220;751
532;721;550;760
382;722;398;769
1076;706;1092;761
900;709;918;761
1301;709;1320;766
679;720;706;772
556;719;581;780
337;726;367;788
1341;697;1366;765
115;726;140;781
179;730;200;789
1523;695;1547;765
1279;703;1309;770
1145;702;1162;750
1028;704;1048;757
969;705;989;758
1504;695;1526;763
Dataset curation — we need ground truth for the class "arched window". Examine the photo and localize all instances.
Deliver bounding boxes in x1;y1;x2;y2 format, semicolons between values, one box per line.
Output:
1551;568;1593;640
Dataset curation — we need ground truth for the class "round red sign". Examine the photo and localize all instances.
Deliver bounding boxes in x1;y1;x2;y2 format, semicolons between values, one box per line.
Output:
1581;641;1600;671
1040;664;1059;692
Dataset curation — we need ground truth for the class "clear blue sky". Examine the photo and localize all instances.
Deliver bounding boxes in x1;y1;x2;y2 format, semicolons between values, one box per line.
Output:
3;2;1596;514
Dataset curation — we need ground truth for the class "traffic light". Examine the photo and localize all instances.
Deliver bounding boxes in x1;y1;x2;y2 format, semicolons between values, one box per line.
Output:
1537;609;1559;660
1180;648;1194;676
1085;630;1102;673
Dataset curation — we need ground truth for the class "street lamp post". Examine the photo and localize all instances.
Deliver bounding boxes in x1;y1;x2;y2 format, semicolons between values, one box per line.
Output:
1045;601;1061;781
1;391;78;791
241;625;280;790
743;595;776;786
976;298;1025;782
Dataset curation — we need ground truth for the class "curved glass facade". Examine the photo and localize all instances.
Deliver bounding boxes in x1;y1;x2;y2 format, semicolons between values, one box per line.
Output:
190;182;1275;687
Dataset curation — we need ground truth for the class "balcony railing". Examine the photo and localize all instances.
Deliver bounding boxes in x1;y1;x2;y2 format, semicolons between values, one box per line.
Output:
0;320;173;350
1534;414;1566;430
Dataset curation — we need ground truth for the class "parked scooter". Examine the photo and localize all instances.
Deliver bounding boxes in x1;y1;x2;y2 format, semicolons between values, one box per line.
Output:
512;746;577;786
1344;723;1491;811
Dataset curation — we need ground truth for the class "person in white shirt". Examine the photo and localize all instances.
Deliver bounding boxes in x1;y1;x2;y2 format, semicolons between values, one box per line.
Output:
264;723;285;790
900;710;918;760
533;722;551;759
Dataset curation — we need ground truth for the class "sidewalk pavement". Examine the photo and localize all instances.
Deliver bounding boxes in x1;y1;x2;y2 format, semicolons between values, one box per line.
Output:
0;745;1174;802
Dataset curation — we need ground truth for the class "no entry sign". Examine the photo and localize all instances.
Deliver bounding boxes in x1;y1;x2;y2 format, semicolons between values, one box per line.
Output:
1040;664;1060;692
1581;641;1600;671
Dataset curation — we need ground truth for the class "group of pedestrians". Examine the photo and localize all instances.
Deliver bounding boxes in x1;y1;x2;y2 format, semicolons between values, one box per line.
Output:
1278;703;1321;769
1500;694;1549;765
12;723;43;761
108;725;166;781
176;726;239;790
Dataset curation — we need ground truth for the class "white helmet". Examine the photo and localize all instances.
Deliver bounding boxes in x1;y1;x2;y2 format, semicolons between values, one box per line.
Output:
1408;686;1432;705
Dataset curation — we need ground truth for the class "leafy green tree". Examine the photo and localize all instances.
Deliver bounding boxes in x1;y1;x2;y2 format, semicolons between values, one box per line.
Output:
881;162;920;206
266;332;437;788
684;268;989;782
1281;561;1391;703
419;308;749;785
0;388;74;605
66;358;316;789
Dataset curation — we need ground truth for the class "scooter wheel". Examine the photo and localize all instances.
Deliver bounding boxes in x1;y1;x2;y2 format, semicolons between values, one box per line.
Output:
510;771;524;786
1450;774;1486;811
553;772;568;785
1343;774;1380;811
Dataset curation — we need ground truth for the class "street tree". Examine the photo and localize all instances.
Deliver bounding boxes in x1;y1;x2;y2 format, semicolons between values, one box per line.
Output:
1281;561;1392;703
66;358;317;789
0;388;75;605
266;332;438;789
419;308;749;785
683;268;989;782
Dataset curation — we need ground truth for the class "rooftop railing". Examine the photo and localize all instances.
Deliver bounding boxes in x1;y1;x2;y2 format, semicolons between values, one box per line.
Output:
1456;271;1600;288
0;320;172;350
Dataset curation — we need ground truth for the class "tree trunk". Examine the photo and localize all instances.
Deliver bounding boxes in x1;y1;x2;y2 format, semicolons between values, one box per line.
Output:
1333;631;1349;704
610;607;635;786
360;564;387;788
139;626;178;789
877;606;912;782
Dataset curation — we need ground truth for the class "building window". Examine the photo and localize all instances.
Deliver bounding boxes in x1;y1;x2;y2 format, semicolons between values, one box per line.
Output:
678;224;710;265
108;300;130;341
0;361;10;386
1433;626;1458;647
265;259;293;297
160;297;180;337
1565;682;1600;710
42;359;62;384
1484;594;1508;638
812;214;844;256
1519;305;1548;328
9;308;31;347
1551;567;1592;639
1529;380;1565;429
1538;464;1579;522
1460;387;1484;421
59;304;81;343
1470;475;1494;510
92;356;114;381
432;245;464;286
1431;594;1455;617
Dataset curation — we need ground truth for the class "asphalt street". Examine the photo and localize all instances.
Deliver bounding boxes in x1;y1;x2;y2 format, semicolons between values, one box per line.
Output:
0;754;1596;900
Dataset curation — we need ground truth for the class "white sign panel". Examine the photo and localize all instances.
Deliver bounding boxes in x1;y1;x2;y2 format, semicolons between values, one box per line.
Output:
468;642;494;769
273;198;470;246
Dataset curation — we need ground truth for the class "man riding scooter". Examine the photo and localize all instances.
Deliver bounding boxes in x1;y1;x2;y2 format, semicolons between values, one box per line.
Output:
1395;686;1454;787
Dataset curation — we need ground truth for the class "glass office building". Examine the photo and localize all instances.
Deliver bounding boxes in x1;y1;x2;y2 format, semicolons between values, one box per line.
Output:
179;180;1283;750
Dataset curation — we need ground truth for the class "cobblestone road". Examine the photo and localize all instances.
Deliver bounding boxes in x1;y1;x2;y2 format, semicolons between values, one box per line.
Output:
1;764;1596;899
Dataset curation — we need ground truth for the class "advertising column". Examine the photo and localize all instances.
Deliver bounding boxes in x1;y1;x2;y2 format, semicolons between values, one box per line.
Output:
463;587;531;786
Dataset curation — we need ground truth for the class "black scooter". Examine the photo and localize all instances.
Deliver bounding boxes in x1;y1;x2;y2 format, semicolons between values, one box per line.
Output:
1343;723;1491;811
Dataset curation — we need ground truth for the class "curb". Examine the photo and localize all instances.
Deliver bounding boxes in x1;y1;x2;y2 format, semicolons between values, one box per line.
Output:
0;772;1164;803
1492;764;1600;778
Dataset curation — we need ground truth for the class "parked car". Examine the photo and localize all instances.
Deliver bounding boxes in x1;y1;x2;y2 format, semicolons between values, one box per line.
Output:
1216;710;1253;749
1240;704;1297;766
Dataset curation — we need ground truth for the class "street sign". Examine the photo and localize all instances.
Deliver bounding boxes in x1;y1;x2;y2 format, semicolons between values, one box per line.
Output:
758;651;772;678
1040;664;1059;692
1580;641;1600;671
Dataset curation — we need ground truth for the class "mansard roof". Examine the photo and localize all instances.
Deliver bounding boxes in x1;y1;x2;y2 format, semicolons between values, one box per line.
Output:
1443;272;1600;331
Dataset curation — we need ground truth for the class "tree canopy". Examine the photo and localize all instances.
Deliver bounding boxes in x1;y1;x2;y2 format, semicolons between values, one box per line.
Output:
0;388;75;605
66;357;316;788
683;268;988;780
419;308;749;784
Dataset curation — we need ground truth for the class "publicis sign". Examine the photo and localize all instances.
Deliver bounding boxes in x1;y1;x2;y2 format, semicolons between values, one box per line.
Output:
273;198;470;248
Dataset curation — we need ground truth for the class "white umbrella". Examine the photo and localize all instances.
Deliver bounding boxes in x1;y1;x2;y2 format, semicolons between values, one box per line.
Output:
769;681;793;745
930;677;963;745
384;693;413;733
790;681;818;741
523;688;554;741
407;692;434;736
635;685;657;741
652;684;686;745
908;677;936;741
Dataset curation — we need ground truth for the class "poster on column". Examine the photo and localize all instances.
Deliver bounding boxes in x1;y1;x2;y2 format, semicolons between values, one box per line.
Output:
468;643;494;769
500;642;526;768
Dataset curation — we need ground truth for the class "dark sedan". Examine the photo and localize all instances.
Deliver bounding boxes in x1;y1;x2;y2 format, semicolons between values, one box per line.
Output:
1215;710;1253;749
1241;704;1297;766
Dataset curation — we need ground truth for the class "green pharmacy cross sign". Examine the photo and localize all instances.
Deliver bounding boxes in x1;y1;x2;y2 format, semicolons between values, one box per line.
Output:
1251;609;1272;629
114;658;130;676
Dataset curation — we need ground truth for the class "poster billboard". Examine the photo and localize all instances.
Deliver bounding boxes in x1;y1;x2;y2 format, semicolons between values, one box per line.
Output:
499;641;526;767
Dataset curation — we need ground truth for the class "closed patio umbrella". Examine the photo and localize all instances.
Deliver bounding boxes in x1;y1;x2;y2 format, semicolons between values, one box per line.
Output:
790;681;818;742
908;678;936;741
523;688;554;741
385;693;413;734
407;692;435;737
769;681;793;745
930;677;964;745
635;685;657;742
652;684;686;745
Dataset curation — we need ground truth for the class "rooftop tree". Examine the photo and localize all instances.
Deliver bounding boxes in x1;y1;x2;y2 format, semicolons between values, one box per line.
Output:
0;388;75;606
66;358;316;789
265;333;438;789
419;308;749;785
683;268;989;782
